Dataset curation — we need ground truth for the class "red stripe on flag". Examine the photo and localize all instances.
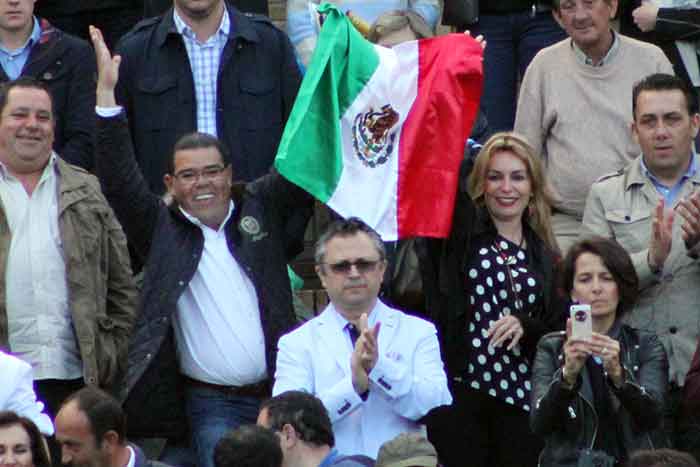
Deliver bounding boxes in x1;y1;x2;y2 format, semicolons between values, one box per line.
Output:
396;34;483;238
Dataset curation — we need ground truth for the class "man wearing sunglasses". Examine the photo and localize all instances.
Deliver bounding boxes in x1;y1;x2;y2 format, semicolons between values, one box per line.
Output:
273;218;452;459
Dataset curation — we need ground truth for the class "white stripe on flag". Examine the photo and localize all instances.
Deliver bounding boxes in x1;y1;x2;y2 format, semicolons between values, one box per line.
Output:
327;41;420;241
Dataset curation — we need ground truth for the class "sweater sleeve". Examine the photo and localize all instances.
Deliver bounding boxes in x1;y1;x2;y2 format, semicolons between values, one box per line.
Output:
514;54;546;163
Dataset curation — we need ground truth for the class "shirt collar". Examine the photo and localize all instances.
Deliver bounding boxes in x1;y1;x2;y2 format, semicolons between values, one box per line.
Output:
179;200;235;233
124;446;135;467
319;449;339;467
173;7;230;43
330;300;380;331
0;16;41;54
0;152;59;183
571;29;619;67
640;152;697;188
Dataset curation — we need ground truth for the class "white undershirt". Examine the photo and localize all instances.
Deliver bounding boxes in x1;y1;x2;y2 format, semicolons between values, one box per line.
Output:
0;155;81;380
124;446;135;467
173;202;267;385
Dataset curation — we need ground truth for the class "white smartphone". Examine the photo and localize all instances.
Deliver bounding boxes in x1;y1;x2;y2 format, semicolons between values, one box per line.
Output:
570;304;592;341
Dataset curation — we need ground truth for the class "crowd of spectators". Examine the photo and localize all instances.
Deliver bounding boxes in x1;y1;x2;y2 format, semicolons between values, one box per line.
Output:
0;0;697;467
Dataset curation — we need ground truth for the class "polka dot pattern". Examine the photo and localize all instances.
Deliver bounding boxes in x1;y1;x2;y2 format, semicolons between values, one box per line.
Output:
463;234;543;412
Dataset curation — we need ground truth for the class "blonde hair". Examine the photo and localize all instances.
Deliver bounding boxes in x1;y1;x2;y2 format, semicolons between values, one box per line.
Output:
368;10;434;44
467;132;558;253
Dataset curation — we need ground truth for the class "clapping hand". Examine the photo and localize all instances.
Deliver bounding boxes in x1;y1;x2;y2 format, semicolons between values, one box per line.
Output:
350;313;380;396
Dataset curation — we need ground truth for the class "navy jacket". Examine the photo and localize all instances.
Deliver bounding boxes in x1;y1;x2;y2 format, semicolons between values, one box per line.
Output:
96;113;311;438
115;4;301;193
3;19;96;169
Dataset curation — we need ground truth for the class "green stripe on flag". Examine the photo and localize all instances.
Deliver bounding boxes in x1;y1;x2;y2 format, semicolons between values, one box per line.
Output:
274;3;379;202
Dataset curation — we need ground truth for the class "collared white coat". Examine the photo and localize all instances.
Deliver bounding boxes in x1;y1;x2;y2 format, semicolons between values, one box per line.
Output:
0;350;53;435
273;300;452;458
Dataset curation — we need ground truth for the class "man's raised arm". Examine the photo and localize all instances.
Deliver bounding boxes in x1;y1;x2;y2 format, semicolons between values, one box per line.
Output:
90;26;161;260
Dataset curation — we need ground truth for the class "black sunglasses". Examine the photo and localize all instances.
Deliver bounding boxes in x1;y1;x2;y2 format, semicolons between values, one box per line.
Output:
322;259;383;275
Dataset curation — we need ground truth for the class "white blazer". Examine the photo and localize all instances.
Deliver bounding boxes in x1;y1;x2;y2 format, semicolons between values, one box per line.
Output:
273;300;451;458
0;351;53;435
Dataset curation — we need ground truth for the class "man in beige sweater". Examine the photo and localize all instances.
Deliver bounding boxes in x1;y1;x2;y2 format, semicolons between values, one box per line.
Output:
514;0;673;253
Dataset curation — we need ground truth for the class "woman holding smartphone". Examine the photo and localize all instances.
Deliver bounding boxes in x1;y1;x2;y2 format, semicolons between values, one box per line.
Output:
530;237;669;467
422;132;563;467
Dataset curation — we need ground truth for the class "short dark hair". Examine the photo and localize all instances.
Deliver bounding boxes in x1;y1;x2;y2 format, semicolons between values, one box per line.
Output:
633;73;698;118
168;132;231;174
259;391;335;448
0;77;55;120
560;237;639;317
0;411;51;467
626;449;699;467
314;217;386;264
214;425;283;467
62;387;127;446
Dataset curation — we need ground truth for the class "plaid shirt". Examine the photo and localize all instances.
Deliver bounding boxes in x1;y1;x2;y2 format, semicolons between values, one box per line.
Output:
173;9;230;137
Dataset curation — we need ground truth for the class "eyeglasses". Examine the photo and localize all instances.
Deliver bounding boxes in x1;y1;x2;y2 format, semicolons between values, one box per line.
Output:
173;165;228;184
322;259;383;275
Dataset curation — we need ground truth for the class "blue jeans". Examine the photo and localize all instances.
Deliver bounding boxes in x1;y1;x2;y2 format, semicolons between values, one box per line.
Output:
185;385;262;467
471;11;567;133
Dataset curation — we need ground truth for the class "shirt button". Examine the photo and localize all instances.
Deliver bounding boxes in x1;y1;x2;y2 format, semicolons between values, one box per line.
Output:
178;280;184;286
670;326;678;334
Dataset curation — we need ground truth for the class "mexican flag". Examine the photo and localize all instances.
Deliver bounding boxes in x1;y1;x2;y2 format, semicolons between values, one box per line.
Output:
275;4;483;240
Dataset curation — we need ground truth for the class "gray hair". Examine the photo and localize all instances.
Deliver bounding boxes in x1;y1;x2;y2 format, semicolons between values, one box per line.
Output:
314;217;386;265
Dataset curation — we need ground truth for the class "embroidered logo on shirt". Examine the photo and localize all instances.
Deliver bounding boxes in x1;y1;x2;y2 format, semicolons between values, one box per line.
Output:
240;216;261;235
240;216;268;241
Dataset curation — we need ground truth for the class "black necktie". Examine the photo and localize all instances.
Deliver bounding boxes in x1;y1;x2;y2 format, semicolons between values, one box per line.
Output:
347;323;360;347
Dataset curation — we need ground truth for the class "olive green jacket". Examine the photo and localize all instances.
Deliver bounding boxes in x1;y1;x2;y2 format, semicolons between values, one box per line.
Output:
0;158;137;392
582;154;700;386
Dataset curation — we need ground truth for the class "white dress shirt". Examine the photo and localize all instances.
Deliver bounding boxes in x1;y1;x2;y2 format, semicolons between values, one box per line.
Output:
0;155;82;380
173;202;267;386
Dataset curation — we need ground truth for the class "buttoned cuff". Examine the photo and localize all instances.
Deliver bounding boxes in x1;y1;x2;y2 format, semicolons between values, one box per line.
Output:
368;354;408;399
323;375;364;423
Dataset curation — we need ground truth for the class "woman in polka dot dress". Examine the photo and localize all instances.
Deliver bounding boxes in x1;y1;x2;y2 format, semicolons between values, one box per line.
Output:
421;133;565;467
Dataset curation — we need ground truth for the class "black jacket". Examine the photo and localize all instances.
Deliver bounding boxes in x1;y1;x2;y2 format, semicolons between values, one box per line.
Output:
419;159;564;381
531;325;669;467
619;1;700;98
96;113;311;439
36;0;142;15
6;19;96;169
115;4;301;193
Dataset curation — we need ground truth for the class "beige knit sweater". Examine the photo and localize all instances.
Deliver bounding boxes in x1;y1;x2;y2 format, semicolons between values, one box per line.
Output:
514;34;673;218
